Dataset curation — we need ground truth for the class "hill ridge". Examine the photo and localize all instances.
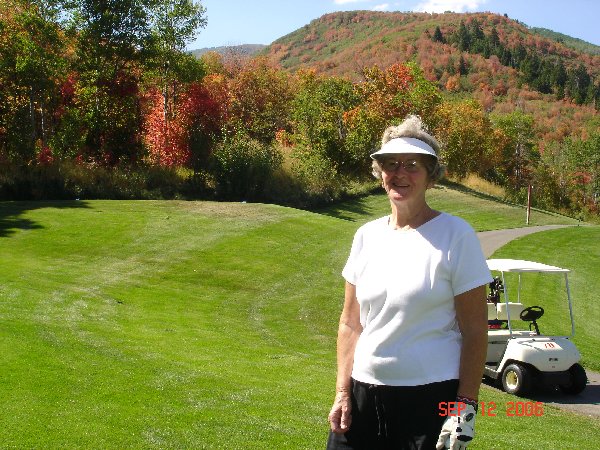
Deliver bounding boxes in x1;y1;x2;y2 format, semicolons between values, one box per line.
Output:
263;10;600;79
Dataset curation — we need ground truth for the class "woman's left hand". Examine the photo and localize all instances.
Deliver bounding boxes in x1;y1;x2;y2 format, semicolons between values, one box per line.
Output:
436;401;476;449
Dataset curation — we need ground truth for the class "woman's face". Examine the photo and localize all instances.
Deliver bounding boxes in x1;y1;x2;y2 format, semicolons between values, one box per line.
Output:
380;154;433;204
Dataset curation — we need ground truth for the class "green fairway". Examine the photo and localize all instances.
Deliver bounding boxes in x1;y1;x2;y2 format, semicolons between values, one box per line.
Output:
0;190;597;449
317;184;580;230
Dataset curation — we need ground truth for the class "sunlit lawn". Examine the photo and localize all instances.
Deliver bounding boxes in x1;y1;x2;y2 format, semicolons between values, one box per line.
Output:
0;189;597;448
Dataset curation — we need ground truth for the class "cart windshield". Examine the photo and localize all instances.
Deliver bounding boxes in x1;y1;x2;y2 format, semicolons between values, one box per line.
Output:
486;259;574;337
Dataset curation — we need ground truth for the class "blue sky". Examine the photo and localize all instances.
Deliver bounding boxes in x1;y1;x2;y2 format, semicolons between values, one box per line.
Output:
188;0;600;50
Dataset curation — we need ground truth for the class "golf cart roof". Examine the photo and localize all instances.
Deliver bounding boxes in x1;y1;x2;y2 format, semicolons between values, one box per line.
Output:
487;259;570;273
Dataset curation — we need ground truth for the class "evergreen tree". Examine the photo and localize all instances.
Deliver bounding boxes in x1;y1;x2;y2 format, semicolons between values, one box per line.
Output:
535;59;554;94
552;59;567;99
481;40;491;59
567;63;591;105
458;54;468;75
586;81;600;108
456;21;470;52
521;53;540;84
489;26;501;54
500;47;512;67
512;43;527;68
469;18;486;54
432;26;445;44
445;56;456;75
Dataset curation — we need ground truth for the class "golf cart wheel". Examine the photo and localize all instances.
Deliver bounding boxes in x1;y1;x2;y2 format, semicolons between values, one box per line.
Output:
560;363;587;395
501;363;532;396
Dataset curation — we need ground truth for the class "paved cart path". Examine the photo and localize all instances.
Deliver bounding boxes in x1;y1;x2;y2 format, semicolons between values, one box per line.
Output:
477;225;571;258
477;225;600;419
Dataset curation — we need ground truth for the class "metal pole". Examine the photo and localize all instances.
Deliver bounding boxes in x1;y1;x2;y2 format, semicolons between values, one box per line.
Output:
526;184;532;224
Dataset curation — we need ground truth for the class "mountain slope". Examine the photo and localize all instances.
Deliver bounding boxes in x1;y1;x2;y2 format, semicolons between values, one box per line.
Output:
531;27;600;56
264;11;600;80
190;44;266;58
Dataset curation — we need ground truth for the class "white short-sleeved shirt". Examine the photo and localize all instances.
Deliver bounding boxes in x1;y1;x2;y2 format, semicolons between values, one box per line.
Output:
342;212;492;386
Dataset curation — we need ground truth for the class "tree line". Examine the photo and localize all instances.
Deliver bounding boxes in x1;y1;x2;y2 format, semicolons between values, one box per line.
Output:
432;19;600;107
1;1;598;217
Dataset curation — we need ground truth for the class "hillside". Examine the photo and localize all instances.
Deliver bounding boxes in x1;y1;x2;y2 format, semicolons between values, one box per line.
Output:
190;43;266;58
265;11;600;81
262;11;599;145
531;27;600;56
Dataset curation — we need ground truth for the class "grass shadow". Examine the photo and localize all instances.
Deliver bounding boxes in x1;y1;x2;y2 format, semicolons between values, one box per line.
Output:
311;194;381;222
0;200;90;238
442;180;578;223
442;180;511;204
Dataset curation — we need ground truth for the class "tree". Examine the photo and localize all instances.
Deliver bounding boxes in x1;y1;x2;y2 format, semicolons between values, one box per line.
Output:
60;0;154;163
147;0;207;128
520;53;540;86
457;54;468;76
560;133;600;212
500;47;512;67
566;63;591;105
292;71;360;176
552;59;567;99
0;0;66;162
512;43;527;68
490;111;536;191
489;26;501;55
143;86;189;166
183;76;229;173
533;58;553;94
210;130;283;201
142;73;228;170
149;0;206;55
432;26;445;44
65;0;152;72
469;18;486;55
456;20;470;52
228;57;295;144
434;99;495;179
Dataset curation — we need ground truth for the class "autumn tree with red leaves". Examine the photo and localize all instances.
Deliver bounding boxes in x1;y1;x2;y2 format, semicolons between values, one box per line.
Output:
143;74;229;169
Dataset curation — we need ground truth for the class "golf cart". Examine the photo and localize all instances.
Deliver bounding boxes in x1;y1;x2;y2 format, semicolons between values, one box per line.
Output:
484;259;587;396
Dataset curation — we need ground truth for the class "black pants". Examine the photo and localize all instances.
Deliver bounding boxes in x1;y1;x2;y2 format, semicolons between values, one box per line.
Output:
327;379;459;450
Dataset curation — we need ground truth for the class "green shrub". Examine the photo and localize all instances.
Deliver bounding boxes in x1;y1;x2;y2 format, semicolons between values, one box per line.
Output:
210;132;283;201
0;161;212;201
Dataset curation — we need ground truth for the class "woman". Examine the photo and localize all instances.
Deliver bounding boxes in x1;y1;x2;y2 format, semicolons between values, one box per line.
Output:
327;115;492;450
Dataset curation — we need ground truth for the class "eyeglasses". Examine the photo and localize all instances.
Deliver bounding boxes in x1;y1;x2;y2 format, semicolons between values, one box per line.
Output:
381;158;422;173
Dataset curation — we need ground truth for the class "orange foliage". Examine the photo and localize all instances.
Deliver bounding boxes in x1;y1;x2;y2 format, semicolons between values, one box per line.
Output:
445;75;460;92
143;88;190;166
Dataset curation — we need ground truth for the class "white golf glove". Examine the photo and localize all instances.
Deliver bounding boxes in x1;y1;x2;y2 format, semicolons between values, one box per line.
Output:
436;401;477;450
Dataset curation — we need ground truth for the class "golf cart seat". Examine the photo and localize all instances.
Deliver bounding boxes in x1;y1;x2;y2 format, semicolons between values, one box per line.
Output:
487;303;498;320
496;302;524;321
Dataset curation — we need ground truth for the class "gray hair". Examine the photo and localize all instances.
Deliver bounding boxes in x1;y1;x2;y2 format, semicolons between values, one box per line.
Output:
372;115;444;182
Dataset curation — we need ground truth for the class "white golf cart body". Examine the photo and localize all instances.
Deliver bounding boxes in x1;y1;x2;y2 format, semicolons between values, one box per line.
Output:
484;259;587;395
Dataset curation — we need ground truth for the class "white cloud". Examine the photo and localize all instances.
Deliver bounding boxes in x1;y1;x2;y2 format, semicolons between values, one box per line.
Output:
373;3;391;11
334;0;369;4
413;0;487;13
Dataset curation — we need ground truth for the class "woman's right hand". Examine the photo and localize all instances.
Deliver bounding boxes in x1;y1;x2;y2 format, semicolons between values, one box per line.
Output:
328;389;352;434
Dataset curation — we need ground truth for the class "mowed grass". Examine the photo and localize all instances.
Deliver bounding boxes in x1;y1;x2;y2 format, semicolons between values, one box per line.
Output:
317;184;580;230
0;188;597;449
0;200;350;448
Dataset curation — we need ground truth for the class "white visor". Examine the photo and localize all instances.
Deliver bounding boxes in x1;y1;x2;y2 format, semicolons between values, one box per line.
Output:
370;137;437;160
